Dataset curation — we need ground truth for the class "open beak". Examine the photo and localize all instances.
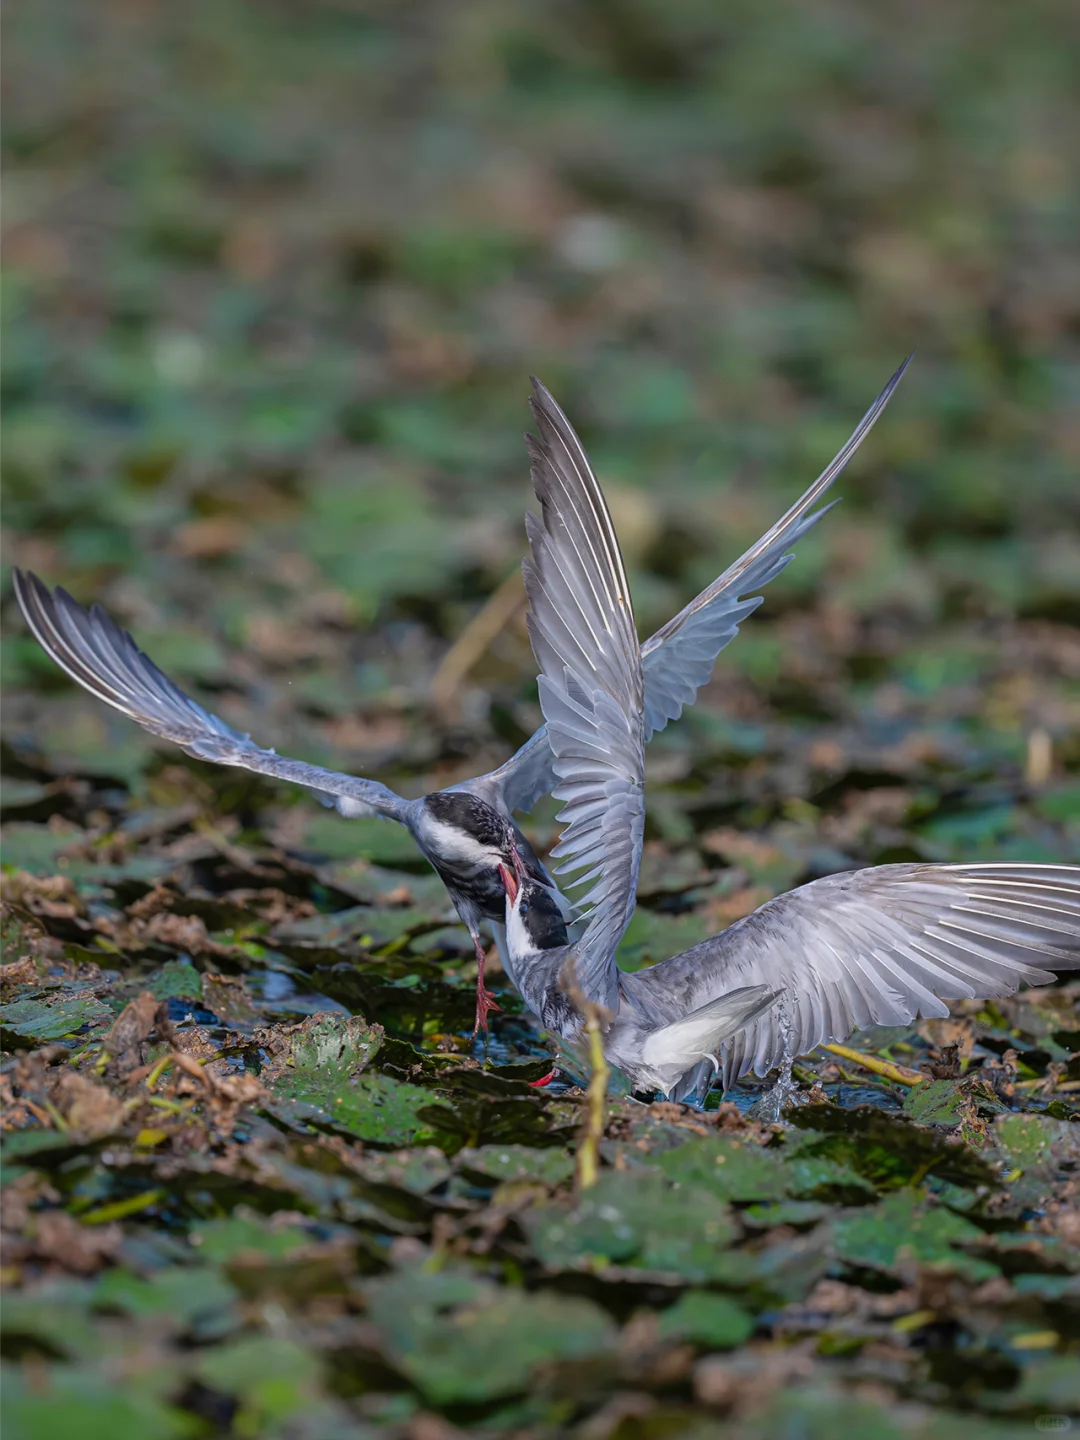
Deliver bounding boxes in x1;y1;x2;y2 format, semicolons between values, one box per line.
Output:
497;862;518;904
510;841;527;888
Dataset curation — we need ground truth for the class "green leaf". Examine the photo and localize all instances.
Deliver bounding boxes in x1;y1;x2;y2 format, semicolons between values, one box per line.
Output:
297;813;426;868
147;959;203;1002
980;1354;1080;1413
364;1269;616;1404
277;1067;447;1147
658;1291;755;1348
994;1113;1080;1175
742;1200;831;1229
902;1078;965;1125
269;1011;383;1096
189;1217;314;1264
616;909;713;973
657;1135;787;1201
831;1190;997;1281
0;1362;194;1440
785;1103;999;1190
0;822;83;875
0;992;112;1043
524;1172;736;1280
93;1266;237;1332
194;1336;323;1428
457;1144;575;1187
0;1286;101;1360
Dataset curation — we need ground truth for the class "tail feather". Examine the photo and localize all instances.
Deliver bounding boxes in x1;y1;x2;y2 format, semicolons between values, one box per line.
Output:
641;985;780;1091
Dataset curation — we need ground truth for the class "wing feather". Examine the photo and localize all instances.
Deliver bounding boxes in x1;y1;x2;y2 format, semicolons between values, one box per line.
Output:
621;862;1080;1085
520;379;647;1010
12;570;408;822
485;360;909;814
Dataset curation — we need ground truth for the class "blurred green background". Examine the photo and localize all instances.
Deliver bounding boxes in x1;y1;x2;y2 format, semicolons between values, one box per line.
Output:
3;0;1079;860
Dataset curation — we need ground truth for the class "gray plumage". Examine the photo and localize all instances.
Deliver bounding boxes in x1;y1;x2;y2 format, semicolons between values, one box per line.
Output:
12;362;905;1022
619;861;1080;1091
505;363;1080;1098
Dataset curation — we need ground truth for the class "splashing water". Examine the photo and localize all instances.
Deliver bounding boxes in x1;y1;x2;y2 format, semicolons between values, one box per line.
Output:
749;992;802;1124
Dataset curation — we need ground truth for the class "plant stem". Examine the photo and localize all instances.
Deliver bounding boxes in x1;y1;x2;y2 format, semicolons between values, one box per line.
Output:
577;1008;609;1191
822;1042;923;1087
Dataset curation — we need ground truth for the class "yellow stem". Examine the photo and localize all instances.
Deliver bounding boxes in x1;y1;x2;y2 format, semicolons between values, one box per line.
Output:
145;1054;175;1092
577;1009;608;1191
822;1042;924;1087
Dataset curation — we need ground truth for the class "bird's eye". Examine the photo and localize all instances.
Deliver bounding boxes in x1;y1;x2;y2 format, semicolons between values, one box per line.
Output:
520;900;530;915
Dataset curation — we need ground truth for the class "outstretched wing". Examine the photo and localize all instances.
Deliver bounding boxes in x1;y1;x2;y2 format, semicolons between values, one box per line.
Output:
638;355;910;736
521;379;646;1011
485;358;909;814
636;862;1080;1087
12;570;408;822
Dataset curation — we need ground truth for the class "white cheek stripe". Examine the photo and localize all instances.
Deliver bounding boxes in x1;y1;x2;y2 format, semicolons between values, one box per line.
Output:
420;817;502;868
506;903;542;962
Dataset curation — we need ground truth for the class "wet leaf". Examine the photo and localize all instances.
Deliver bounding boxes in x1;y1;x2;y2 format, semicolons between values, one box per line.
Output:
147;959;203;1002
457;1143;575;1187
93;1266;238;1334
657;1290;755;1348
267;1011;384;1096
525;1171;736;1280
1;992;112;1043
189;1217;315;1263
194;1336;323;1428
785;1104;1000;1190
0;1363;193;1439
902;1078;965;1126
832;1191;998;1281
365;1269;616;1403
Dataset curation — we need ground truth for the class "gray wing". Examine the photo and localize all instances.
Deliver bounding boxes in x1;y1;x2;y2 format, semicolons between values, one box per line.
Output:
467;724;555;819
12;570;409;823
521;379;647;1011
635;862;1080;1087
639;355;911;737
484;358;909;812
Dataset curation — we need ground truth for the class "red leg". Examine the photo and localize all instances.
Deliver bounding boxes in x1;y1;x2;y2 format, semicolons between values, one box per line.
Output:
471;934;501;1035
528;1070;557;1088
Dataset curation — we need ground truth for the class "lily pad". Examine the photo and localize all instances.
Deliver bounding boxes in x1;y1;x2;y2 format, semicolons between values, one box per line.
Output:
785;1103;1000;1190
994;1113;1080;1176
189;1217;315;1264
194;1335;324;1430
657;1135;788;1201
364;1268;616;1403
831;1190;998;1281
457;1144;575;1187
93;1266;238;1335
147;960;203;1002
524;1171;736;1280
274;1062;448;1147
268;1011;384;1100
0;1364;193;1440
658;1290;755;1348
903;1078;965;1125
0;992;112;1043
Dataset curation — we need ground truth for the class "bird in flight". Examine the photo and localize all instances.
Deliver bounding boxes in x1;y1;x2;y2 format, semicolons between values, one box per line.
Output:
12;361;907;1035
497;369;1080;1100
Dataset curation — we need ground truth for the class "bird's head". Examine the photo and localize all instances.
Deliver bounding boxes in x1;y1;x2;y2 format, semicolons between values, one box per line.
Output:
498;842;569;956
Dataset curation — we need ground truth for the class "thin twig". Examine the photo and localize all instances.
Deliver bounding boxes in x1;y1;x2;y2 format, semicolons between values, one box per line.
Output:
430;568;525;714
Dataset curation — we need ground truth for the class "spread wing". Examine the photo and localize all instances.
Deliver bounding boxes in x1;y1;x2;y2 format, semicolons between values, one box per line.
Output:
12;570;408;822
638;355;910;736
521;379;647;1011
643;862;1080;1087
486;358;909;813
